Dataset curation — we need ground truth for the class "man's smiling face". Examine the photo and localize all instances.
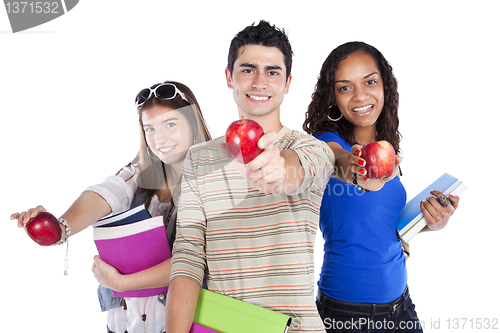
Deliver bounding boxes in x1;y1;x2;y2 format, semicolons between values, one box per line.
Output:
226;44;291;122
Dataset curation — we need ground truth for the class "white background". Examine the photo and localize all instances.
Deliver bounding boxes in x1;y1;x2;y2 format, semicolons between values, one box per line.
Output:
1;1;497;332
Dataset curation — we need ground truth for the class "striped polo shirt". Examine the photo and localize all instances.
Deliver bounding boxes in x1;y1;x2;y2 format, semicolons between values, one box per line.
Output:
171;127;334;332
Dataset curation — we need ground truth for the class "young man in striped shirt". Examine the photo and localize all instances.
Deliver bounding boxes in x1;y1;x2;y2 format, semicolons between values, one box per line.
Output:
166;20;335;333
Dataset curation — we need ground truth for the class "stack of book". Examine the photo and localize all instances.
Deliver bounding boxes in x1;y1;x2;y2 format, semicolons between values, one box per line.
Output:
396;173;466;242
93;204;170;297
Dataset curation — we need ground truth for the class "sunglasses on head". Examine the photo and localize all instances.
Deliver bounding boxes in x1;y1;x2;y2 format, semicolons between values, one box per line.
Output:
135;83;189;107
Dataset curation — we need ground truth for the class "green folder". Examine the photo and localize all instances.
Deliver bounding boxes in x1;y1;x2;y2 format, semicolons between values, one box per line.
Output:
193;289;291;333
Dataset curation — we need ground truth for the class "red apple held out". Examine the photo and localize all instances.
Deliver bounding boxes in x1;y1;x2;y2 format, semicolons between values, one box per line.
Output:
225;117;264;164
361;140;396;179
25;211;62;246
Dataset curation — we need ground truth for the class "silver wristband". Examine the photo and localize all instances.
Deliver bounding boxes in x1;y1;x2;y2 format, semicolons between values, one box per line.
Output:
58;217;71;244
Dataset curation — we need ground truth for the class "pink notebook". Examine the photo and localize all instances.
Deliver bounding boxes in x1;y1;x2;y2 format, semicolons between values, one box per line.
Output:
190;323;219;333
94;215;170;298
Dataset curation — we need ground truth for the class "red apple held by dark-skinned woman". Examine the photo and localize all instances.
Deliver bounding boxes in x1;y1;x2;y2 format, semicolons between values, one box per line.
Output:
225;117;265;164
25;211;62;246
361;140;396;179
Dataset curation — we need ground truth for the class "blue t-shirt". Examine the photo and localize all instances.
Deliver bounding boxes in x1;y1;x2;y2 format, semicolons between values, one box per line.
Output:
315;132;407;303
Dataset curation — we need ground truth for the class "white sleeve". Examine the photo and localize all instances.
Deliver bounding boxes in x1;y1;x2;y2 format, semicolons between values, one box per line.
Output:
85;165;138;214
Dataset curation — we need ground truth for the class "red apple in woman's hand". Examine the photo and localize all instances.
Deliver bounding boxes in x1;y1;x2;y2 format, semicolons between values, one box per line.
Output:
25;211;61;246
361;140;395;179
225;117;264;164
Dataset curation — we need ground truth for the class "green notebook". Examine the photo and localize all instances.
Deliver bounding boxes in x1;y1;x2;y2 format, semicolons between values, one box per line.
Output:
193;289;291;333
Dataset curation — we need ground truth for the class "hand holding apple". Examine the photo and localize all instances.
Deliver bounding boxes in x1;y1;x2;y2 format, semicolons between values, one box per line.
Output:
225;117;265;164
25;211;62;246
360;140;396;179
221;127;293;194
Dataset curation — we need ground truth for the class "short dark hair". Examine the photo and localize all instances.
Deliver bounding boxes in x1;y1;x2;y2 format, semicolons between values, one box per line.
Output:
227;20;293;79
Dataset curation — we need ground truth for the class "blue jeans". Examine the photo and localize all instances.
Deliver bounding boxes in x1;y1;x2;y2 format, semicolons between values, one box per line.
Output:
316;286;423;333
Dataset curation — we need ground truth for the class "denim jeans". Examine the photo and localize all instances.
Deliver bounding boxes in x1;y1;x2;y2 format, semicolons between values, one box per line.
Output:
316;286;423;333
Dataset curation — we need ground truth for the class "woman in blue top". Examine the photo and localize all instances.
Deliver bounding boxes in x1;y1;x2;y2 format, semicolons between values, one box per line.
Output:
303;42;459;333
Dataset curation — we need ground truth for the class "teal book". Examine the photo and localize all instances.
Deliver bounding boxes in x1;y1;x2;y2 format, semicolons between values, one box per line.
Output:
397;173;466;242
193;289;291;333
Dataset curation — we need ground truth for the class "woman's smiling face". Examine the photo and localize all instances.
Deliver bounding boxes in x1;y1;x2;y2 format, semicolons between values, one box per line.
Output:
333;52;385;130
141;105;193;167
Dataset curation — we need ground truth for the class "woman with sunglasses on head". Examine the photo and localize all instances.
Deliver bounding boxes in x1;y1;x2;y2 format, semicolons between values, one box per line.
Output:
11;81;211;333
303;42;459;333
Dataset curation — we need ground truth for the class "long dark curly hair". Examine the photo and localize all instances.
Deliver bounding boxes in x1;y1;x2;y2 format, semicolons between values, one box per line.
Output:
303;42;401;154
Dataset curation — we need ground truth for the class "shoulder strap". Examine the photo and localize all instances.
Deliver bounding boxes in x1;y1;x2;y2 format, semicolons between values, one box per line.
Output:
130;190;149;209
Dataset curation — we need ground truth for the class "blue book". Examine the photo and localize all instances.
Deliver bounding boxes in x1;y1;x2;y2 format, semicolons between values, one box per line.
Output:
397;173;466;242
93;204;151;228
